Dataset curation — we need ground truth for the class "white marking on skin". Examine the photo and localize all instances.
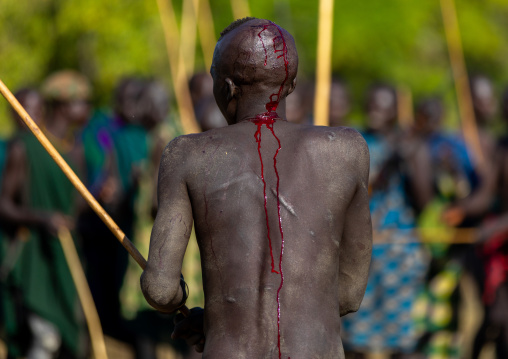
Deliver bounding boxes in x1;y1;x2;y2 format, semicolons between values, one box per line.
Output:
270;187;297;217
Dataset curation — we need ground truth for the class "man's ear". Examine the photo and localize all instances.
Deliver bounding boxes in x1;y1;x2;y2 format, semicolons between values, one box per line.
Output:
287;77;297;96
225;78;240;102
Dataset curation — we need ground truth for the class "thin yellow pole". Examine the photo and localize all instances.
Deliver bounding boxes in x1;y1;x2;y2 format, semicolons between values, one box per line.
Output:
58;228;108;359
396;85;414;129
313;0;335;126
156;0;200;134
373;228;477;244
0;79;191;317
181;0;198;76
197;0;217;70
230;0;251;19
440;0;484;166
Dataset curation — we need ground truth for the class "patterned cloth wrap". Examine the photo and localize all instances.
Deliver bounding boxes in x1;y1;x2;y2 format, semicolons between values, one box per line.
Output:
341;132;429;352
411;133;476;359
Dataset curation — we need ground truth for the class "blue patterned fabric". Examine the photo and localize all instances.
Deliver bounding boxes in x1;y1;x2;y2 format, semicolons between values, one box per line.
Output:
427;133;478;196
341;132;429;352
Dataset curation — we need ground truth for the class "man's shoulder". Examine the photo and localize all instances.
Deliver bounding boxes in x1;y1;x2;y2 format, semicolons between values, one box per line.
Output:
302;126;368;155
164;129;224;152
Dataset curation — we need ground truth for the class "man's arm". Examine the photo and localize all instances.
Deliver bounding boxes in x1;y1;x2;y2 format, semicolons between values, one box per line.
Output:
141;137;194;313
339;135;372;316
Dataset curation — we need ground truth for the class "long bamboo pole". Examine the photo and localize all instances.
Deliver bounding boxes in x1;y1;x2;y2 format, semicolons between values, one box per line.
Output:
0;79;191;317
181;0;198;76
58;228;108;359
396;85;414;129
313;0;335;127
440;0;484;166
156;0;200;134
372;228;477;244
197;0;217;70
230;0;251;19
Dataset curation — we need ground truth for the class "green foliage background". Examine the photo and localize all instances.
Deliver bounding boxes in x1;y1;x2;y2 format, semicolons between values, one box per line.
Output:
1;0;508;134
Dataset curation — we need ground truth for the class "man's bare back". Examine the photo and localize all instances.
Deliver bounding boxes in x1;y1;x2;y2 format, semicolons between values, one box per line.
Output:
141;18;371;359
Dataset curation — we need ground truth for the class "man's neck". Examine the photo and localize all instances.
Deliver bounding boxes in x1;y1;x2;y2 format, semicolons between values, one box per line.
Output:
45;113;70;139
234;98;287;124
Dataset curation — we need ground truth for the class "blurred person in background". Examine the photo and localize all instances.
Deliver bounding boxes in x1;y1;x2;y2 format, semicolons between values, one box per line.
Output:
0;87;45;357
190;72;227;132
342;84;428;359
78;76;159;345
464;86;508;358
0;71;91;358
443;74;498;227
328;77;351;127
95;76;199;358
286;78;313;125
411;97;481;358
435;75;501;358
76;79;134;344
195;96;227;132
189;72;214;110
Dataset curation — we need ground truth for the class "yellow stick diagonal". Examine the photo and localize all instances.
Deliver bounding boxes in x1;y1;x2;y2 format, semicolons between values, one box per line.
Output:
156;0;200;135
396;85;414;129
440;0;484;167
313;0;335;126
230;0;251;20
58;228;108;359
181;0;198;76
0;79;191;317
197;0;217;70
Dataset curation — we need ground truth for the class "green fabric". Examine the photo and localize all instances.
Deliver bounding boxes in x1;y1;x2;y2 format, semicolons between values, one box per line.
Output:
10;132;82;354
0;139;26;356
113;123;149;192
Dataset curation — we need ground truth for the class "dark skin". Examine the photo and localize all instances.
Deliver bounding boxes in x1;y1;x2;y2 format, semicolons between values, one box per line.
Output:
443;76;498;225
366;86;432;214
0;98;90;236
141;19;372;359
328;79;350;127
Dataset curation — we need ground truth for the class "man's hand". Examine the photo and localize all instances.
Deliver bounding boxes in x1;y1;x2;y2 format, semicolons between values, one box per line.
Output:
442;206;465;227
98;176;120;205
46;212;73;236
172;307;205;353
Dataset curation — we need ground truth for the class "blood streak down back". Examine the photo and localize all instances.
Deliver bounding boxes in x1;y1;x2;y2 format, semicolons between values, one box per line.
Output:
250;21;290;359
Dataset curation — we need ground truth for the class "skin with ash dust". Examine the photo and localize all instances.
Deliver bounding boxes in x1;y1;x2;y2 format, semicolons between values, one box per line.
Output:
141;18;372;359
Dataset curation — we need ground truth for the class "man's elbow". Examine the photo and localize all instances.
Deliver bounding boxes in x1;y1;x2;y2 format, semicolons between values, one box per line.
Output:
140;270;182;313
340;301;361;317
339;288;365;317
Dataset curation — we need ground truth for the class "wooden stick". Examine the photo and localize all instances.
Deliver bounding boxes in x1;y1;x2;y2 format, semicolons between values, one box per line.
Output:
440;0;484;167
313;0;335;127
372;227;477;244
181;0;198;76
396;85;414;129
156;0;201;135
230;0;251;20
58;228;108;359
197;0;217;70
0;79;191;317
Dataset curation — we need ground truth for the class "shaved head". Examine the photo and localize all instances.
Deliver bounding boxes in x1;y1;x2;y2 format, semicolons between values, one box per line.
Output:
211;18;298;122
